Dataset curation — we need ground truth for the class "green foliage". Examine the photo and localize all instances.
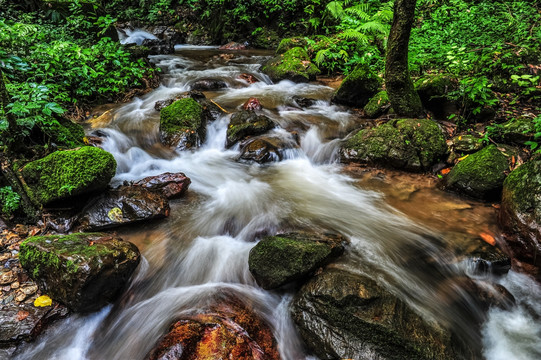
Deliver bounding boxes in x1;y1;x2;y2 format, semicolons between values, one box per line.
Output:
525;114;541;152
0;186;21;217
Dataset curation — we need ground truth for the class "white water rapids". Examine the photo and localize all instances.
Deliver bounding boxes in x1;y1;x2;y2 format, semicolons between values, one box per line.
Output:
13;46;541;360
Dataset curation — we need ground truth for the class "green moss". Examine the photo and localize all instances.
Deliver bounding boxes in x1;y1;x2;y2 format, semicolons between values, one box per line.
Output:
446;144;515;199
21;146;116;205
251;27;281;49
160;98;204;136
276;37;308;54
333;64;382;107
503;159;541;218
39;117;85;149
262;47;320;83
364;91;390;118
396;118;448;168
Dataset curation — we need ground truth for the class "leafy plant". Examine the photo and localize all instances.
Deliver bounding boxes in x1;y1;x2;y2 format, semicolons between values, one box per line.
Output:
525;114;541;152
0;186;21;217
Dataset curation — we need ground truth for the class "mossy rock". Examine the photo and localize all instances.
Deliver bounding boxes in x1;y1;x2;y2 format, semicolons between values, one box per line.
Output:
159;97;206;150
364;91;391;118
445;145;516;200
341;118;448;172
291;268;463;360
492;116;536;145
452;134;484;154
500;159;541;277
248;231;345;289
275;37;308;54
251;27;281;49
19;233;140;312
261;47;320;83
21;147;116;206
415;74;458;119
332;64;382;107
38;117;85;149
226;110;275;147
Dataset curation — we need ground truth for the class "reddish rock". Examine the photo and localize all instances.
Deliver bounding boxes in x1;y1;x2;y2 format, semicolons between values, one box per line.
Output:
238;73;259;84
219;42;246;50
133;172;191;199
242;97;262;111
148;297;279;360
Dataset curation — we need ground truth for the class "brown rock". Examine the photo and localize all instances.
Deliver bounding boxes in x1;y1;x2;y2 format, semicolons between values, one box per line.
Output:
219;42;246;50
243;97;262;111
238;73;259;84
133;172;191;199
0;271;17;285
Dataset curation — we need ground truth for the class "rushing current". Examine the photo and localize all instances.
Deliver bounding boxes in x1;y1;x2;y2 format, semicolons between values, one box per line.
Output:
14;43;541;360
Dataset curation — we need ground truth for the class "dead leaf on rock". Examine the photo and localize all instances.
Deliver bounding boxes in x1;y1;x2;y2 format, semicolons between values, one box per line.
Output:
16;310;29;321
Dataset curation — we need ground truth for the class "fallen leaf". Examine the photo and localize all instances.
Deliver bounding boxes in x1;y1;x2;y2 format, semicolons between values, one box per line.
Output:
457;154;469;161
479;232;496;246
16;310;29;321
34;295;52;307
441;168;451;175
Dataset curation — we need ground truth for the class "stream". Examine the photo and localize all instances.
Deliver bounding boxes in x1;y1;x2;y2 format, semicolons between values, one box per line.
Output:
14;46;541;360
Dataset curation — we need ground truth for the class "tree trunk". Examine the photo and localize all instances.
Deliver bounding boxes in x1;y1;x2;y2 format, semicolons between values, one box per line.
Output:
385;0;423;117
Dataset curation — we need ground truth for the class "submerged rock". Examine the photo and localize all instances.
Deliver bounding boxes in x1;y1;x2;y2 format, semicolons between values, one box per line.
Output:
332;64;381;108
226;110;275;147
77;186;170;231
190;78;227;91
445;145;516;200
341;118;448;172
291;268;460;360
238;73;259;84
132;172;191;199
21;147;116;206
148;296;279;360
249;231;345;289
239;136;297;163
262;47;320;83
19;233;140;312
500;158;541;279
159;97;207;150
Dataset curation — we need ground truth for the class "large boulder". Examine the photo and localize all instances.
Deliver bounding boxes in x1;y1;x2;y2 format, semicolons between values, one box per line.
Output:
415;75;458;119
363;91;391;118
132;172;191;199
332;64;382;107
341;118;448;172
21;147;116;206
248;232;345;289
19;233;140;312
499;158;541;278
148;295;279;360
445;145;516;200
492;116;536;145
262;47;320;83
159;97;207;150
291;268;461;360
226;110;275;147
76;186;170;231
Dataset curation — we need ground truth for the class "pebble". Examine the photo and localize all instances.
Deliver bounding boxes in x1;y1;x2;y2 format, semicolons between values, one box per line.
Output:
21;285;38;295
0;253;11;262
0;270;16;285
10;281;19;289
15;291;26;302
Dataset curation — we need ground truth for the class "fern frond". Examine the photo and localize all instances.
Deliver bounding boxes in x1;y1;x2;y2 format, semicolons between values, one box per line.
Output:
315;49;329;65
360;21;389;35
340;29;369;44
326;1;345;20
345;4;371;21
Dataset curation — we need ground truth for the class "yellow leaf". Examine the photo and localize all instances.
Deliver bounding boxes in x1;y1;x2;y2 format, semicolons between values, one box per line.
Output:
34;295;52;307
457;154;469;161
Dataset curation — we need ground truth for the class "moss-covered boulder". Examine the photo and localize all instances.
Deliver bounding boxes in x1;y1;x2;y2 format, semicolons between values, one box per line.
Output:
499;159;541;279
21;147;116;206
275;37;308;54
291;268;464;360
415;75;458;119
261;47;320;83
19;233;140;312
38;117;86;149
248;232;345;289
492;116;536;145
159;97;206;150
364;91;391;118
341;118;448;172
332;64;382;107
226;110;275;147
445;145;516;200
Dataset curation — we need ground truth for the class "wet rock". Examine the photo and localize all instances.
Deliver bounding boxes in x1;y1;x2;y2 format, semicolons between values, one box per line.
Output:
415;75;458;119
21;147;116;206
276;37;308;55
160;97;207;150
219;41;247;50
242;97;262;111
226;110;275;147
19;233;140;312
492;116;536;145
364;91;391;118
154;98;175;112
292;96;317;108
445;145;517;200
0;303;69;347
133;172;191;199
341;118;448;172
238;73;259;84
249;232;345;289
239;136;296;163
77;186;170;231
291;267;461;360
451;134;484;154
148;296;279;360
190;78;227;91
500;158;541;279
332;64;381;107
262;47;320;83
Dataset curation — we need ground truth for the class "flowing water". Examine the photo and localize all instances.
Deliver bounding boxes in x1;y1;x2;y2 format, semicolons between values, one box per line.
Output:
14;45;541;360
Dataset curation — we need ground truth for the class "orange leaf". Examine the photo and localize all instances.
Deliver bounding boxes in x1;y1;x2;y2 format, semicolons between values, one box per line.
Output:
16;310;29;321
480;232;496;246
441;168;451;175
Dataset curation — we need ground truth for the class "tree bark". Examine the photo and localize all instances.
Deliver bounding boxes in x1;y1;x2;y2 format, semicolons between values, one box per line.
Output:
385;0;423;117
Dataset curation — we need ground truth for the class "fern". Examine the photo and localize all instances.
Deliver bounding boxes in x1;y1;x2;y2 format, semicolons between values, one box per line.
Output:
340;29;369;44
345;4;371;21
326;1;345;20
360;21;388;35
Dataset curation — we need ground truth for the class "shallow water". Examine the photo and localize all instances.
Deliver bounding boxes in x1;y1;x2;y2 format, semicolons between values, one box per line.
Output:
15;45;541;360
